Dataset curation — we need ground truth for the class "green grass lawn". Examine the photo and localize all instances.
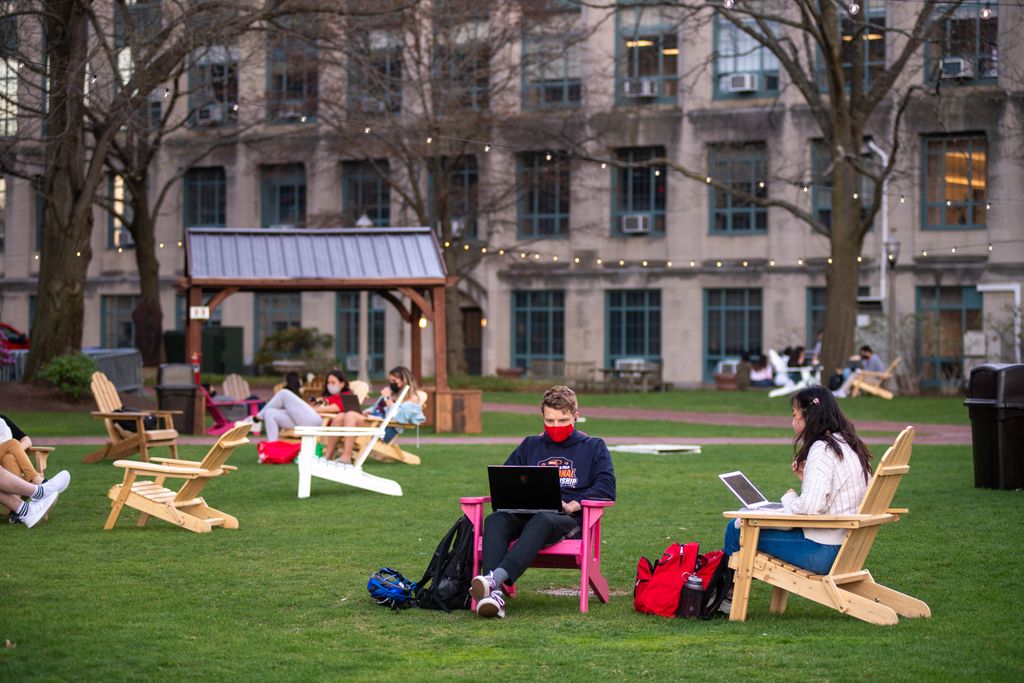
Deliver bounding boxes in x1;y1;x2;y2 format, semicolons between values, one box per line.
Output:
2;440;1020;681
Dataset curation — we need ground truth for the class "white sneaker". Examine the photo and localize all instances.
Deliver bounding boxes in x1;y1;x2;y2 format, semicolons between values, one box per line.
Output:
20;491;59;528
470;573;496;601
476;591;506;619
234;416;257;428
40;470;70;497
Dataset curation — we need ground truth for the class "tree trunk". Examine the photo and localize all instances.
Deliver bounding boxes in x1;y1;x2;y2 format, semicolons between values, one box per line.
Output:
129;186;163;366
23;2;96;380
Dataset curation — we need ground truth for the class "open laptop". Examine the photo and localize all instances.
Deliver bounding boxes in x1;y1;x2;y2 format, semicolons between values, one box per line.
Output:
339;393;362;413
719;471;787;511
488;466;563;513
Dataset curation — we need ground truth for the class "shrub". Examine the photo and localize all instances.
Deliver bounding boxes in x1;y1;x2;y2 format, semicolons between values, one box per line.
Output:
37;353;97;400
254;327;334;369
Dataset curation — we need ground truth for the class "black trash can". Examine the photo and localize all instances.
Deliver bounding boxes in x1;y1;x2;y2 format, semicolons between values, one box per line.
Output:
156;363;197;435
964;364;1024;489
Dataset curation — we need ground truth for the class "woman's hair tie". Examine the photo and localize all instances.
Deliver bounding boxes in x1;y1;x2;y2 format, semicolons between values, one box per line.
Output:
811;397;820;405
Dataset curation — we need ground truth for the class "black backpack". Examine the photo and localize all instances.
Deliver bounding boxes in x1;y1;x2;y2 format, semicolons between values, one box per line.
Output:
415;515;475;611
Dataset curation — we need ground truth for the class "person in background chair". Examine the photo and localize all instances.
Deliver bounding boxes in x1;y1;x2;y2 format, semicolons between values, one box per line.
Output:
470;385;616;619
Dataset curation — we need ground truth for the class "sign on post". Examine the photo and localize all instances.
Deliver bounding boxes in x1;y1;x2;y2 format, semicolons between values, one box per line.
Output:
189;306;211;321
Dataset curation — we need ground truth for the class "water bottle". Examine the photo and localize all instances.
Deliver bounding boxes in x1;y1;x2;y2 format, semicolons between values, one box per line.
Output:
678;574;704;619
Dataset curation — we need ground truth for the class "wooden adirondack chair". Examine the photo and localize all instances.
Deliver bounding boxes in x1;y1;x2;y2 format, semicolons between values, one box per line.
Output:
103;424;251;533
459;497;615;613
84;371;179;464
850;357;903;400
222;374;253;402
724;426;930;625
355;389;428;465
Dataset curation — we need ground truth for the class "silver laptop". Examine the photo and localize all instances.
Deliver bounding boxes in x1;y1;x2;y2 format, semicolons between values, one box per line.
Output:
719;471;787;511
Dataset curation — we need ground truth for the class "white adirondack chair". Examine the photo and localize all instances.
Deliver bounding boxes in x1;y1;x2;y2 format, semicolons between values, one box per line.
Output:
767;349;821;398
294;385;411;498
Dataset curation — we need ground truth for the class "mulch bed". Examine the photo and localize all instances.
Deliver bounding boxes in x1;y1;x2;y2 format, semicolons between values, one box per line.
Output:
0;382;157;412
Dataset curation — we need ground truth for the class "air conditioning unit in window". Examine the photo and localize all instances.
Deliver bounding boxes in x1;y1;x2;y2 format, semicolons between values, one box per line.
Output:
623;77;658;98
196;102;224;125
620;213;652;234
720;72;759;93
941;57;975;79
450;218;465;237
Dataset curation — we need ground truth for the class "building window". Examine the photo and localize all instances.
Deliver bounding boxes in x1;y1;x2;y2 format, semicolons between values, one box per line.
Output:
922;134;987;230
0;14;17;137
189;46;239;127
815;1;886;90
522;4;582;110
518;152;569;238
343;160;390;227
347;29;402;114
430;156;478;239
704;288;762;381
0;177;5;253
108;174;135;249
617;1;678;104
267;19;319;123
336;292;385;376
709;142;768;234
713;13;779;99
253;292;302;357
807;286;869;347
916;286;982;388
810;140;874;231
613;146;666;236
114;0;162;48
926;2;998;83
261;164;306;228
101;295;140;349
433;6;490;112
184;167;227;228
606;289;661;366
512;290;564;370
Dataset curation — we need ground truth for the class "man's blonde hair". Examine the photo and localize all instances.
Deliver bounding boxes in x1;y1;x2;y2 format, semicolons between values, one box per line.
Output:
540;385;578;415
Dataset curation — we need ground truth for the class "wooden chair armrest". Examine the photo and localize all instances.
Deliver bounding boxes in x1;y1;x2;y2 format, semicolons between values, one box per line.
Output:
855;370;888;379
26;446;55;453
111;460;206;476
150;457;202;466
459;496;491;504
93;411;149;419
887;507;908;514
722;510;899;529
580;499;615;508
294;425;381;437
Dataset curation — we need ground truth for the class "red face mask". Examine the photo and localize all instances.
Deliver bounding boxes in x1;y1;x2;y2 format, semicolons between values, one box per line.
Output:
544;423;575;443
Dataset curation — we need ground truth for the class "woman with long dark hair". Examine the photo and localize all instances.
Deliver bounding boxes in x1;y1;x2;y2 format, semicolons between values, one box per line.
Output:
722;385;874;575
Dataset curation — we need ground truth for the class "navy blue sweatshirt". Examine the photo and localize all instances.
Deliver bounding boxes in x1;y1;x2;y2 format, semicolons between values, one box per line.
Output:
504;429;616;504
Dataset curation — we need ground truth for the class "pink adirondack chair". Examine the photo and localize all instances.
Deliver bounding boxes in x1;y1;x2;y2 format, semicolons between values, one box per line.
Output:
200;385;260;436
459;496;615;613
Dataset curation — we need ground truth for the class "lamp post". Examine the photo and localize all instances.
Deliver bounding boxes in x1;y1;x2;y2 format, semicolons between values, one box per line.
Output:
885;239;901;363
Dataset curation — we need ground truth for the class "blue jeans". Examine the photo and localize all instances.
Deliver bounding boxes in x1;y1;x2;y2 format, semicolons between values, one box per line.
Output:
723;519;840;575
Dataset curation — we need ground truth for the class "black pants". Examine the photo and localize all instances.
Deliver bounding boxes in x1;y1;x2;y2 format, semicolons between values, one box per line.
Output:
482;511;580;585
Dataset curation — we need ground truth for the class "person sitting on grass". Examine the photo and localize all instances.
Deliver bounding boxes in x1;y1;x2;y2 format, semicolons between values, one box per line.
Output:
719;385;873;614
471;385;616;619
236;369;351;441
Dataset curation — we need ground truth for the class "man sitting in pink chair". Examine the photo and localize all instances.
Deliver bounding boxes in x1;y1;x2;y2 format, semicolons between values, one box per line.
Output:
471;385;616;619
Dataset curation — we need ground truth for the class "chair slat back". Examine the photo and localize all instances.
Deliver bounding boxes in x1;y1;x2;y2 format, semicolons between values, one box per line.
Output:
831;426;914;574
175;424;250;502
417;390;428;408
882;357;903;378
222;374;251;399
91;371;123;413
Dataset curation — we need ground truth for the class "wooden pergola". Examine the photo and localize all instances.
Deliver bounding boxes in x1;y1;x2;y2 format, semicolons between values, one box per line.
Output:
183;227;452;391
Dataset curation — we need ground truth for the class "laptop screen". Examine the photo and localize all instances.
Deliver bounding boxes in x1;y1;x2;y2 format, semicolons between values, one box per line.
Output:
719;472;769;507
488;466;563;512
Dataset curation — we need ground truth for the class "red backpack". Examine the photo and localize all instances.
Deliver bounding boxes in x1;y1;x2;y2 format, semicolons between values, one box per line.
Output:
257;440;301;464
634;542;729;619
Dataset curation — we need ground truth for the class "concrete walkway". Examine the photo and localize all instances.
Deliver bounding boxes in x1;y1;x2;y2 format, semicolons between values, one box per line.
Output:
42;401;970;447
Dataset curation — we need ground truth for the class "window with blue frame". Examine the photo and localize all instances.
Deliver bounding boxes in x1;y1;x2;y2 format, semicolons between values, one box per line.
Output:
613;146;666;236
708;142;767;234
184;167;227;228
916;285;982;387
810;139;874;230
704;288;762;381
925;2;998;84
433;7;490;113
336;292;386;376
518;152;569;238
189;46;239;127
267;18;319;123
101;295;140;348
343;160;390;227
107;174;135;249
1;14;17;137
713;13;779;99
512;290;564;370
430;156;478;239
347;29;402;114
261;164;306;228
617;1;678;104
815;1;886;90
806;286;870;346
254;292;302;357
606;289;661;366
922;134;987;230
114;0;162;49
522;3;582;110
0;177;5;253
